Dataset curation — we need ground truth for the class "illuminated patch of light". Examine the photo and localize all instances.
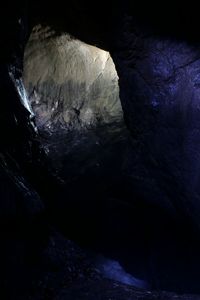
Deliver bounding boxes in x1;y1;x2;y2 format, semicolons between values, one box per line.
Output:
95;256;149;289
9;69;34;115
151;98;159;107
8;66;38;133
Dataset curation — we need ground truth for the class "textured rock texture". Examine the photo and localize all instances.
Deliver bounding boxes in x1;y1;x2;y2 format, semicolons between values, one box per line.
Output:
112;16;200;227
23;25;122;132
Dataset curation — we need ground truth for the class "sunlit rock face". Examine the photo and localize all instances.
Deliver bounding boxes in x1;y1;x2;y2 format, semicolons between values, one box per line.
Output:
23;25;122;133
22;25;128;204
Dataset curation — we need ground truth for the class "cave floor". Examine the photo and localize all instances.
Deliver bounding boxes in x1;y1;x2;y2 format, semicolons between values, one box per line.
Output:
55;279;200;300
31;123;200;296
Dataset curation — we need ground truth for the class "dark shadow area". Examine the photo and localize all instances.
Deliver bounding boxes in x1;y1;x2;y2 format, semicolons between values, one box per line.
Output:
39;128;200;293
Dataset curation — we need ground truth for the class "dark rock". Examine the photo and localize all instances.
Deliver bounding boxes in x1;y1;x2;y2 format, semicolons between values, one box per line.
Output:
112;16;200;227
55;279;200;300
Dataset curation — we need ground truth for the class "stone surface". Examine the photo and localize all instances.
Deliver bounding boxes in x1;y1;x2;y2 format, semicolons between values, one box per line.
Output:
112;16;200;227
55;280;200;300
23;25;122;133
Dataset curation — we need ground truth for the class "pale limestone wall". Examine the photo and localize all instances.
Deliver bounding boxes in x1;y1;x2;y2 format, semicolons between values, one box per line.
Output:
23;25;123;132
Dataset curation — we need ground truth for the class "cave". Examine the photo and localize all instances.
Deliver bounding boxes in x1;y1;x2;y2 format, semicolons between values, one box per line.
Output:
1;1;200;299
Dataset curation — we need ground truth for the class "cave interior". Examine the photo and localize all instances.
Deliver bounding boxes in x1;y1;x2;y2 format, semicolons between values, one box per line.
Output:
1;1;200;299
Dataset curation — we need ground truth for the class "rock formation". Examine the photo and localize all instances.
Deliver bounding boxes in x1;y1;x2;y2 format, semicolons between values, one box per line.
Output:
23;25;122;133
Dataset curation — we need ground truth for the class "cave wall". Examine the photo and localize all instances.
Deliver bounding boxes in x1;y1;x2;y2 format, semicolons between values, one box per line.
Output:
111;17;200;227
23;25;122;132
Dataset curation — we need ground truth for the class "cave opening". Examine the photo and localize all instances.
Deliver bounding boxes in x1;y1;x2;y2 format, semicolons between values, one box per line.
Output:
18;23;200;295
